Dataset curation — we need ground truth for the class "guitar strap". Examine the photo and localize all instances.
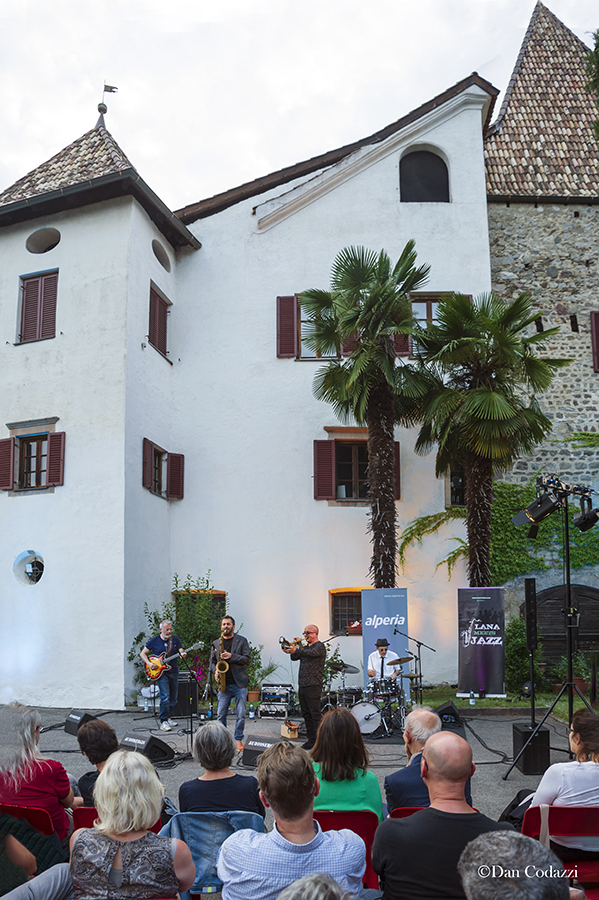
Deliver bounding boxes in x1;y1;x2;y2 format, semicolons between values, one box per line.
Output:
167;637;173;658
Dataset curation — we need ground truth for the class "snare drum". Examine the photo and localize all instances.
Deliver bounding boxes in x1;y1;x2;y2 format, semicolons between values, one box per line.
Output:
337;687;363;708
373;677;397;697
351;700;381;734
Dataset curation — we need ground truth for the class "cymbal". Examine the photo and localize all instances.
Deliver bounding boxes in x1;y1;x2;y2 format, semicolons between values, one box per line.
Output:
330;661;360;674
387;656;413;666
402;672;419;679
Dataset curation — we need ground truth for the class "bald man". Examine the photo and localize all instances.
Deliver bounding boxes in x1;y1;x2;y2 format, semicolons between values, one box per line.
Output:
372;732;513;900
384;707;472;811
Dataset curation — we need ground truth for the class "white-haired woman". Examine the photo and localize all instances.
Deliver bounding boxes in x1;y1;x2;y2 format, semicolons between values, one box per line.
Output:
179;721;264;817
0;703;82;846
70;750;195;899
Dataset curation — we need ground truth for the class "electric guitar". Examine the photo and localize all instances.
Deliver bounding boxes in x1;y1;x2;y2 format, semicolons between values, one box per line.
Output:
144;641;204;681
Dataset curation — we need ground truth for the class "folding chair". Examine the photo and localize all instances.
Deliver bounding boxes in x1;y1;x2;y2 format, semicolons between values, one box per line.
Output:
0;803;54;836
72;806;161;833
522;805;599;898
389;806;426;819
313;809;379;889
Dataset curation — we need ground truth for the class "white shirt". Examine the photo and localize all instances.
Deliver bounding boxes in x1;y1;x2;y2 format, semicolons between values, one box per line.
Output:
530;760;599;850
367;649;400;679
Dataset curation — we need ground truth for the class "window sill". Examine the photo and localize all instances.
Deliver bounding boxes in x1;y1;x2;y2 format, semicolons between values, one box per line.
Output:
7;486;55;496
327;499;369;507
15;335;56;345
147;342;173;365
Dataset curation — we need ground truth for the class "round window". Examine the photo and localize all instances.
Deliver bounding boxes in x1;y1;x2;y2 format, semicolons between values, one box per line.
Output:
13;550;44;585
26;228;61;254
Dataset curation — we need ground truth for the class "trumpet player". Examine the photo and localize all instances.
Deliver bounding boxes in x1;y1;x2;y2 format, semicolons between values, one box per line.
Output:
283;624;325;750
209;616;250;752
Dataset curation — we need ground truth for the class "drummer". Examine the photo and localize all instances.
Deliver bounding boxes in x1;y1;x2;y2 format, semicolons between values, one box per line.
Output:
367;638;401;682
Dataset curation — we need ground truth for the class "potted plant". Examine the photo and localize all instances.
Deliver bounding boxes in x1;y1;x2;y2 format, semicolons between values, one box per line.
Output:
550;651;591;694
247;642;279;702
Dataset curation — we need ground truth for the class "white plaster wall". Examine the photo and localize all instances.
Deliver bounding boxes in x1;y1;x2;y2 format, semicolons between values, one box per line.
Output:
0;199;132;707
168;91;486;689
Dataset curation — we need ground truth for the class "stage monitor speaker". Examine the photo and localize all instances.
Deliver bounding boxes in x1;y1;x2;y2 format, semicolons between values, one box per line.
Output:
64;710;97;736
512;724;550;775
525;578;537;653
120;731;175;762
241;734;281;768
173;675;199;718
434;701;466;739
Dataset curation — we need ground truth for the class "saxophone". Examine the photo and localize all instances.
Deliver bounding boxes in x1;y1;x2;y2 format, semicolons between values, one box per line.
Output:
216;633;229;692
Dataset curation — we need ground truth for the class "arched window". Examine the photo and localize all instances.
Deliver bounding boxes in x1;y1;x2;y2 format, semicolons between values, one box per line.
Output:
400;150;449;202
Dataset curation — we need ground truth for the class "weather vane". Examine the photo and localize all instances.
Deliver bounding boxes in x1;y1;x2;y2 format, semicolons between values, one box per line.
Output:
97;83;118;118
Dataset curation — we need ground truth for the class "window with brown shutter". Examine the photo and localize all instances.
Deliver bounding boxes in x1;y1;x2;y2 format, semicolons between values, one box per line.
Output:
142;438;184;500
19;272;58;343
314;439;400;501
149;288;169;357
591;312;599;373
0;431;65;491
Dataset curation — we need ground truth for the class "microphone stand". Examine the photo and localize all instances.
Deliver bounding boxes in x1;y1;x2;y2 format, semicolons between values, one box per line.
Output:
394;628;436;705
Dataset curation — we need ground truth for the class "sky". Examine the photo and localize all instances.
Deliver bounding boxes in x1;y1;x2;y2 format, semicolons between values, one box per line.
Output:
0;0;597;213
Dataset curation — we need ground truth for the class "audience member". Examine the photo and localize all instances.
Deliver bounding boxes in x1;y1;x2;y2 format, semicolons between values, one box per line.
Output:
372;731;513;900
70;749;195;898
458;831;572;900
311;708;382;821
277;873;350;900
384;706;442;811
529;708;599;862
76;719;119;807
0;704;82;845
217;741;366;900
179;721;264;817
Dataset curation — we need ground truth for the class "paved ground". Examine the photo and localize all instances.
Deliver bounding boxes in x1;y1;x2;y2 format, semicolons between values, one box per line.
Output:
35;704;572;822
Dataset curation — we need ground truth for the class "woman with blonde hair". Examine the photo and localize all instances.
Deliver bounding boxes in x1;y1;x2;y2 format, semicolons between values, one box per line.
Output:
70;750;195;898
0;703;82;845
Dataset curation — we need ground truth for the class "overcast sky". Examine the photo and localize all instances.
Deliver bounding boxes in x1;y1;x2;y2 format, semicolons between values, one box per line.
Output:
0;0;596;212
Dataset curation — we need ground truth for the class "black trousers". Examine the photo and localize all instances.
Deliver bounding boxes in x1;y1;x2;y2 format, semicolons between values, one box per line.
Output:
299;684;322;747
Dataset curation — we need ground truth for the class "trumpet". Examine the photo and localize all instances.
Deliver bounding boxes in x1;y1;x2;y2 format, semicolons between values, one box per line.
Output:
279;635;306;652
216;634;229;692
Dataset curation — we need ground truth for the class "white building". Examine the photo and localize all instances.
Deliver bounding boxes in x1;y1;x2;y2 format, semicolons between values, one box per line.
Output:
0;69;503;706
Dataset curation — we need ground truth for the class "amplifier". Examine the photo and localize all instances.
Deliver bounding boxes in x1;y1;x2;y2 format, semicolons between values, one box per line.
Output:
258;702;289;718
120;731;175;762
64;709;97;736
261;684;293;703
242;734;281;767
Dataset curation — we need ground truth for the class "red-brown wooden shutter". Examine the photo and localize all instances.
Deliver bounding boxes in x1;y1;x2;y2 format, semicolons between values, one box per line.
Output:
166;453;184;500
591;312;599;373
149;289;168;356
394;441;401;500
394;334;411;357
20;278;41;342
46;432;65;486
40;272;58;339
277;296;297;358
341;333;359;356
0;438;15;490
314;440;335;499
142;438;153;489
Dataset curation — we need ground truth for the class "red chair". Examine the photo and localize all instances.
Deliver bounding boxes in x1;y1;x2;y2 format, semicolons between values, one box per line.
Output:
0;803;54;836
522;806;599;896
72;806;161;834
313;809;379;889
389;806;426;819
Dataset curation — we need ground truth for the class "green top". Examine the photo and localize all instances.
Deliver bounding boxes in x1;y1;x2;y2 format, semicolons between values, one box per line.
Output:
313;762;383;822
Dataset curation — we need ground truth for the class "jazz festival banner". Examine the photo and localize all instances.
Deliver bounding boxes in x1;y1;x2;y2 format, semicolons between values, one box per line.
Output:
361;587;409;693
457;587;506;697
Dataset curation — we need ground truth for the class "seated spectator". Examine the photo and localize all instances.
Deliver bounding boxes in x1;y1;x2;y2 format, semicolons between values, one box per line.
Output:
179;722;264;817
458;831;575;900
372;731;513;900
529;708;599;862
277;873;350;900
0;704;82;845
76;719;119;806
311;708;382;821
384;706;472;812
217;741;366;900
70;749;195;899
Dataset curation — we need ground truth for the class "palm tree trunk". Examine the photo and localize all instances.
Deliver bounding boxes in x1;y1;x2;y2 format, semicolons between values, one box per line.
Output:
464;451;493;587
366;381;397;588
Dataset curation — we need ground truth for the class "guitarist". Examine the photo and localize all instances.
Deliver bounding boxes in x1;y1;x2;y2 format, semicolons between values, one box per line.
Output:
140;620;187;732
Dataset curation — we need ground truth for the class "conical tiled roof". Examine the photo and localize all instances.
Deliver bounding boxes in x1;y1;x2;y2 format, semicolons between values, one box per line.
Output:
485;2;599;198
0;125;135;208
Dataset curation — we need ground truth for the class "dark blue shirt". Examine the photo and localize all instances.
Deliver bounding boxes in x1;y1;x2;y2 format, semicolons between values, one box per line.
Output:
145;634;183;673
384;751;473;812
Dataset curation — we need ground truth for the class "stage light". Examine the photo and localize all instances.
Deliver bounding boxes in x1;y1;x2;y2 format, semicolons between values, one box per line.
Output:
573;498;599;533
520;681;532;699
511;492;560;527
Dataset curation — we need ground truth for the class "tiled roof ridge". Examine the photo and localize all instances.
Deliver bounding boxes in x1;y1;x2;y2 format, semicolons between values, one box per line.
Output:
489;2;591;136
177;71;498;223
95;124;136;171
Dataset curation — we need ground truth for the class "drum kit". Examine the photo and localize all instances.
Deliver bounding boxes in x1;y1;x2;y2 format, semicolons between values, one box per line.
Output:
326;655;419;736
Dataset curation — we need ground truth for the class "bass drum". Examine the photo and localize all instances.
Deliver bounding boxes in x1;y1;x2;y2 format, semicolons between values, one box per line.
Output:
351;701;381;734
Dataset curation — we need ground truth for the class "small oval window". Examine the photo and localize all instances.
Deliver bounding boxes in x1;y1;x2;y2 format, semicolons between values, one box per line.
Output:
152;240;171;272
26;228;61;254
13;550;45;585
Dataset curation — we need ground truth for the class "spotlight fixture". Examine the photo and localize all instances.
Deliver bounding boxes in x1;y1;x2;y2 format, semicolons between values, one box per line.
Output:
511;492;560;527
573;497;599;533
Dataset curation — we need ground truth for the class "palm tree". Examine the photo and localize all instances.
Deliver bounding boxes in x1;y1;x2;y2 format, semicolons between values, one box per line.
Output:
412;291;570;587
299;241;430;588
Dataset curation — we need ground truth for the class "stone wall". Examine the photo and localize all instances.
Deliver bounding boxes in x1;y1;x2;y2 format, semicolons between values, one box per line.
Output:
488;202;599;485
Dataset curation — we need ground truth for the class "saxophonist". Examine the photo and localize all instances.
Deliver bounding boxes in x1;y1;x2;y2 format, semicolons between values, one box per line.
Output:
209;615;250;752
